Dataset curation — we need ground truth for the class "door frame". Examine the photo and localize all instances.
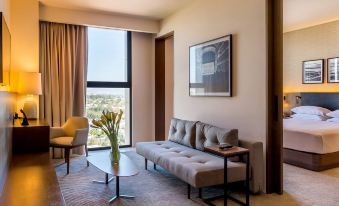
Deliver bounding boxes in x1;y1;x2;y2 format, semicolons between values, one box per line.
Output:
154;32;174;141
266;0;283;194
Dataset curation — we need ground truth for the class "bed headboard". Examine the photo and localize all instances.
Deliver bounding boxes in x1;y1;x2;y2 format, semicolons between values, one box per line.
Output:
286;92;339;111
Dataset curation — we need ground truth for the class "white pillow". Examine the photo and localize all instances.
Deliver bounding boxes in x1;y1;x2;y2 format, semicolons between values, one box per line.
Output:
291;106;331;116
326;118;339;123
291;114;328;121
327;110;339;118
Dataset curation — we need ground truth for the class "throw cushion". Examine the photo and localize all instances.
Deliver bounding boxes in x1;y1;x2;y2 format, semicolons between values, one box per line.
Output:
196;122;238;161
168;118;197;148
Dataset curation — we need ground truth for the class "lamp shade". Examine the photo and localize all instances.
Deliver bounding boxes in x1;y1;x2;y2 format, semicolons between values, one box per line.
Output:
18;72;42;95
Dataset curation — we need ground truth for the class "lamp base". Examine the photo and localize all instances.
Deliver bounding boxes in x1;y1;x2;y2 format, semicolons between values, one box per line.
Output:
23;101;37;119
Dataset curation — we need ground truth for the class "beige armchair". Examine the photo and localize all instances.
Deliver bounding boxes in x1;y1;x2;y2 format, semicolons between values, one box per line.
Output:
50;117;89;174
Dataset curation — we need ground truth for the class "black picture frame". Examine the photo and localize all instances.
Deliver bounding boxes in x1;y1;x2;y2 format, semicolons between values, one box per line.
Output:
302;59;324;84
327;57;339;83
189;34;232;97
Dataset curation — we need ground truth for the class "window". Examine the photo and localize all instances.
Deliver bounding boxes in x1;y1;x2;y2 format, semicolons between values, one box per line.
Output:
86;28;131;148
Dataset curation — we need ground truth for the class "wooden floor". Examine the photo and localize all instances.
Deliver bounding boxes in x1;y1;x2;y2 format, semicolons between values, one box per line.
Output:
0;152;65;206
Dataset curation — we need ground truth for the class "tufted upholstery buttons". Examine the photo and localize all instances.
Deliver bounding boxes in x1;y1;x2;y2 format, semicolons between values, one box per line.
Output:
168;118;196;148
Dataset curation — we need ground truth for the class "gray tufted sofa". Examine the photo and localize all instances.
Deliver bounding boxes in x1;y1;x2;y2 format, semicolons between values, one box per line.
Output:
136;118;264;198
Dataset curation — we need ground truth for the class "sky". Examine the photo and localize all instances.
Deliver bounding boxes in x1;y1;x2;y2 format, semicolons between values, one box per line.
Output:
87;27;128;95
87;27;127;82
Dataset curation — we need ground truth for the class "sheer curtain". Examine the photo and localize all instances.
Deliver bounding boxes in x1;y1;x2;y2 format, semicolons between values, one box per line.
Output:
39;21;88;157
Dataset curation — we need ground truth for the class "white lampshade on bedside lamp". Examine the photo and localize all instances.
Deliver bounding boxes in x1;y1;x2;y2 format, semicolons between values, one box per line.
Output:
18;72;42;119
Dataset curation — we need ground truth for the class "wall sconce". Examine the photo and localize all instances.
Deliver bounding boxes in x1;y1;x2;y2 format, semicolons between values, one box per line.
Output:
18;72;42;119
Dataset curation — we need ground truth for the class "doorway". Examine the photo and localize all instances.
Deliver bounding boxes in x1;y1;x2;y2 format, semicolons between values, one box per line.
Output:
155;33;174;141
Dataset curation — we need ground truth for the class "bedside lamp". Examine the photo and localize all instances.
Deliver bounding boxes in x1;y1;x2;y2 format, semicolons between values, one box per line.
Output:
18;72;42;119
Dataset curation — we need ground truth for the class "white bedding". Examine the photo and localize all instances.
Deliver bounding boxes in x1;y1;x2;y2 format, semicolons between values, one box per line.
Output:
283;118;339;154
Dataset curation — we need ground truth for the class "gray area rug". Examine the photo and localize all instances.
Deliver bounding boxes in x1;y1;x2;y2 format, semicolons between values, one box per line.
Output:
54;150;339;206
54;151;223;206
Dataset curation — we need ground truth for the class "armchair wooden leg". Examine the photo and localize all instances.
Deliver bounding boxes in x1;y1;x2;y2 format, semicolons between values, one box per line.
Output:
65;148;70;174
198;188;202;199
85;144;89;167
52;147;55;159
187;184;191;199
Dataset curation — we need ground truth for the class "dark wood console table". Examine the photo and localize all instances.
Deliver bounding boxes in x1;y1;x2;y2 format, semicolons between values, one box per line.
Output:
12;119;50;153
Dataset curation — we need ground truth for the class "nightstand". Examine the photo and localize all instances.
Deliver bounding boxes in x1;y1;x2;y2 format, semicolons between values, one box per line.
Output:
204;145;250;206
12;119;50;153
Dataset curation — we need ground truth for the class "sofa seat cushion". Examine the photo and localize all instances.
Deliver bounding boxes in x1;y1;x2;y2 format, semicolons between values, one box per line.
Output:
136;141;246;188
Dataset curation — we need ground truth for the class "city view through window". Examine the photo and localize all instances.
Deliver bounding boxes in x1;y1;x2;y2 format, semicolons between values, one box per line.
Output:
86;27;130;148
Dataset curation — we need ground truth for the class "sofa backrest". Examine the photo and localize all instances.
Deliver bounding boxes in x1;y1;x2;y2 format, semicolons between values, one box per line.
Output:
168;118;238;151
168;118;197;148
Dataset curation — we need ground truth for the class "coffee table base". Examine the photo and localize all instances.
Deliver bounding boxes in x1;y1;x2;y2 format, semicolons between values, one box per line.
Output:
109;176;135;203
109;195;135;203
92;173;114;184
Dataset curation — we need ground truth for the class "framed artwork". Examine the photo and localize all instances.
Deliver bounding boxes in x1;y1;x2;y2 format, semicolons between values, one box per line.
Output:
189;35;232;97
302;59;324;84
327;57;339;83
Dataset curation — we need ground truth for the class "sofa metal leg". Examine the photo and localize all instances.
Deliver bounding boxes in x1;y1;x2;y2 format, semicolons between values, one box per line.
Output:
187;184;191;199
154;163;156;170
145;158;148;170
85;144;89;167
198;188;202;199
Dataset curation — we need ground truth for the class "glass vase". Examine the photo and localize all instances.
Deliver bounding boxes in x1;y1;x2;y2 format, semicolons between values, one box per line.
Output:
110;141;120;164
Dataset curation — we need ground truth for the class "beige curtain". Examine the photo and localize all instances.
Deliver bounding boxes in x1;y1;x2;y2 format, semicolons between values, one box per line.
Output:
39;21;88;157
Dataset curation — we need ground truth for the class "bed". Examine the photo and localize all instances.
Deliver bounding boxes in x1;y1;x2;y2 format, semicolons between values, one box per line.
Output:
283;92;339;171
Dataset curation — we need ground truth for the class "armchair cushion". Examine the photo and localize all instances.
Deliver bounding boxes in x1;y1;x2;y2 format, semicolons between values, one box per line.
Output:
50;136;74;146
50;127;66;139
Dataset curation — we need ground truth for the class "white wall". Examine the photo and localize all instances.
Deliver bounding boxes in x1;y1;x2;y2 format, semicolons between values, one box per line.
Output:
159;0;267;167
132;32;155;145
10;0;39;114
284;20;339;93
40;5;159;34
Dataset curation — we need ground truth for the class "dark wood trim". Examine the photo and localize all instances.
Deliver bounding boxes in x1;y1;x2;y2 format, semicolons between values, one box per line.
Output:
156;31;174;40
155;38;166;141
284;148;339;171
266;0;283;194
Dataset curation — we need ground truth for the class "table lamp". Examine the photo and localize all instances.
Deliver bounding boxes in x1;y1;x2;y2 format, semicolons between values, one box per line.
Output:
18;72;42;119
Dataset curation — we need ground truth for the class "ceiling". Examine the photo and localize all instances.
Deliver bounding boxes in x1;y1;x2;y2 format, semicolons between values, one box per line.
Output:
39;0;196;20
284;0;339;32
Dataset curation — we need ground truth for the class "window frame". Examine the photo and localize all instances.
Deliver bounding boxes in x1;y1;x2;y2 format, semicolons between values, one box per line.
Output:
87;30;132;150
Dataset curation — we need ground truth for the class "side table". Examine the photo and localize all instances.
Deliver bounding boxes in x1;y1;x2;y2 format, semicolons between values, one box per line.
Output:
204;145;250;206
